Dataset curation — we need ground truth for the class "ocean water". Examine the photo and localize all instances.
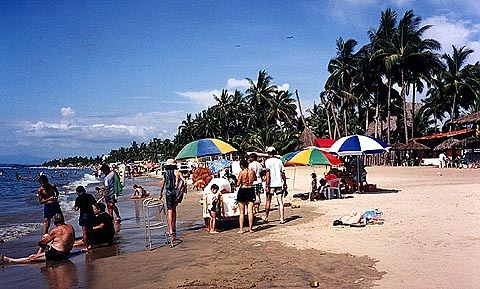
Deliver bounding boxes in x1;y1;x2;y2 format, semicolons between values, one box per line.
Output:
0;165;99;243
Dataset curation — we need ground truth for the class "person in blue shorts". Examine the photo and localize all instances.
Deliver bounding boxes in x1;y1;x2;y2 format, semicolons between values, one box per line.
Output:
38;175;63;236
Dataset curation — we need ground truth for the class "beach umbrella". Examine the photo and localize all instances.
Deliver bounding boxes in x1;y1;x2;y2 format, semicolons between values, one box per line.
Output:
208;158;232;174
329;135;390;156
282;147;343;166
330;135;390;193
281;148;342;192
176;138;237;160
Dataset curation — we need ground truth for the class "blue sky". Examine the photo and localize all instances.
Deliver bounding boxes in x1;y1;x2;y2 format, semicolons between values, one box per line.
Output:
1;0;479;163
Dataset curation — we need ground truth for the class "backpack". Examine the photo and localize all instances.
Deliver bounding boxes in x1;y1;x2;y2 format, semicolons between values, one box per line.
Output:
164;169;176;191
113;172;124;196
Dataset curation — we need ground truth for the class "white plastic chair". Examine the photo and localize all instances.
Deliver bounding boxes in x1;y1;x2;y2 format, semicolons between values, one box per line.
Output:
325;178;343;200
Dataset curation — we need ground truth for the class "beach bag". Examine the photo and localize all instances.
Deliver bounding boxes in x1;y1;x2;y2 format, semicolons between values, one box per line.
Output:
113;172;124;196
164;169;176;191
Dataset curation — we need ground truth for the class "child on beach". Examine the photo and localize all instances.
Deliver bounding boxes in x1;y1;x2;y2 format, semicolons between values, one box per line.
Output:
73;185;96;252
207;184;221;234
132;184;150;199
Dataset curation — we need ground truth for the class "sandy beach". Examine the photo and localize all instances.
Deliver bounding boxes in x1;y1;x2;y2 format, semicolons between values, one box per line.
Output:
1;166;479;288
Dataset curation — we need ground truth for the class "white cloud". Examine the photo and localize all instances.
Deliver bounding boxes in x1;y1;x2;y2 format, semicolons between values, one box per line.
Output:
423;15;480;62
1;109;186;156
60;107;75;117
278;83;290;92
174;89;220;106
226;78;250;89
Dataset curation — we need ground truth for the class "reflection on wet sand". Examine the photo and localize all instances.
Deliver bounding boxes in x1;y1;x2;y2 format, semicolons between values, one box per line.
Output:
41;260;78;289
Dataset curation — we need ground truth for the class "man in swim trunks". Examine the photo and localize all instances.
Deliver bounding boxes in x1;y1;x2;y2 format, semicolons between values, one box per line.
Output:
38;175;63;236
1;213;75;263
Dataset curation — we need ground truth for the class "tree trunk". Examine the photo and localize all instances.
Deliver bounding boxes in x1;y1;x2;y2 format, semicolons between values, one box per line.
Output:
411;83;416;139
401;69;409;143
387;74;392;144
374;86;379;138
321;96;333;139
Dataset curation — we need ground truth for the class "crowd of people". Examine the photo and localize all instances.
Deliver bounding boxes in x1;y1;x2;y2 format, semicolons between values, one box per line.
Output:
1;144;290;264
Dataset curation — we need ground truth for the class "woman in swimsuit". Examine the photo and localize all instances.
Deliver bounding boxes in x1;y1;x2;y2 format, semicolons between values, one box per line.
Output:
235;159;256;233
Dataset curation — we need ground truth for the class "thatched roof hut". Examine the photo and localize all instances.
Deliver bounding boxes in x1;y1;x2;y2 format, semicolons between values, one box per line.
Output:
433;138;463;151
450;111;480;125
402;140;431;150
297;127;317;149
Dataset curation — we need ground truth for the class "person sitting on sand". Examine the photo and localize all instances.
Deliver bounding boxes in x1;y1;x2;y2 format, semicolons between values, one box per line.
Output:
207;184;222;234
73;185;96;252
132;184;150;198
91;202;115;245
1;213;75;264
310;178;327;200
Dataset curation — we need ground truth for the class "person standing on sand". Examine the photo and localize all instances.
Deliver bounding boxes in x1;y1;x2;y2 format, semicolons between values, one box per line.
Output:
73;185;96;252
264;147;287;224
1;213;75;263
236;159;256;233
248;153;263;214
99;164;121;222
160;158;184;239
38;175;63;236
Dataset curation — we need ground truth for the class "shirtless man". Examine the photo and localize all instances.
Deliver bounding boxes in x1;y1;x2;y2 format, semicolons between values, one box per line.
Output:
38;175;63;235
1;213;75;263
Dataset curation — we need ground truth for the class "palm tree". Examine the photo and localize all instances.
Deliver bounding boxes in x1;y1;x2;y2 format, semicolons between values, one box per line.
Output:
246;70;278;127
326;37;360;136
266;89;298;126
440;46;479;123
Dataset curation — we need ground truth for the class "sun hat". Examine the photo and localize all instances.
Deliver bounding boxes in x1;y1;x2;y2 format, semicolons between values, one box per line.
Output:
165;158;176;168
266;146;276;153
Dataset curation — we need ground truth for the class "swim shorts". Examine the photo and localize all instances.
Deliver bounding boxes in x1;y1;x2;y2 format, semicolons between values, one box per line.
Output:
44;201;62;219
79;212;95;228
165;190;177;210
104;193;117;204
267;187;283;196
236;187;255;203
45;245;69;262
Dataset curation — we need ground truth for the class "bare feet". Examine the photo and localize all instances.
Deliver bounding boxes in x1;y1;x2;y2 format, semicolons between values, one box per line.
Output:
209;230;219;234
279;220;285;224
1;254;11;263
249;229;254;234
237;230;245;234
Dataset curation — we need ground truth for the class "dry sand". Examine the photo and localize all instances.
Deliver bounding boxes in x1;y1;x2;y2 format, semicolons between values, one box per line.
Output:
1;166;479;288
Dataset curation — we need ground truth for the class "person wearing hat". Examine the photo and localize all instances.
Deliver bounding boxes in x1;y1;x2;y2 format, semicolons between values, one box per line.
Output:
160;158;185;238
264;146;287;224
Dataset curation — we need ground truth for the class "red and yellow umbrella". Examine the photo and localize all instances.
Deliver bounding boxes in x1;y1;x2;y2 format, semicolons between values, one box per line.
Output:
281;147;342;166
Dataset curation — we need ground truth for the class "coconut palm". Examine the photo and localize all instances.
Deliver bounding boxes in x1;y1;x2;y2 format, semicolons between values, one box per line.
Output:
245;70;277;127
440;46;479;122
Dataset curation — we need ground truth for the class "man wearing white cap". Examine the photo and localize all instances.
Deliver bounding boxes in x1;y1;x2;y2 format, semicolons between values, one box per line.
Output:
264;147;287;224
160;158;184;238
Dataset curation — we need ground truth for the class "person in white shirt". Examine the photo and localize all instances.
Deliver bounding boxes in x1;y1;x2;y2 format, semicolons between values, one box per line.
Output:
264;147;287;224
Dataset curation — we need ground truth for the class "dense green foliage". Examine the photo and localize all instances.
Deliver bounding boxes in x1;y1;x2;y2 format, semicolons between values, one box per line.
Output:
44;8;480;167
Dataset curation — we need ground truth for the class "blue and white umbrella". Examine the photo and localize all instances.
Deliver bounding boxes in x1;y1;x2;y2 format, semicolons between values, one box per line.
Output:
330;135;390;192
329;135;390;156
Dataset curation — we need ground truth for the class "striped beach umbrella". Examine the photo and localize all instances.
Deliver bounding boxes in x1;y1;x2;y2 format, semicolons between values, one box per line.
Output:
282;147;343;166
175;138;237;160
329;135;390;156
